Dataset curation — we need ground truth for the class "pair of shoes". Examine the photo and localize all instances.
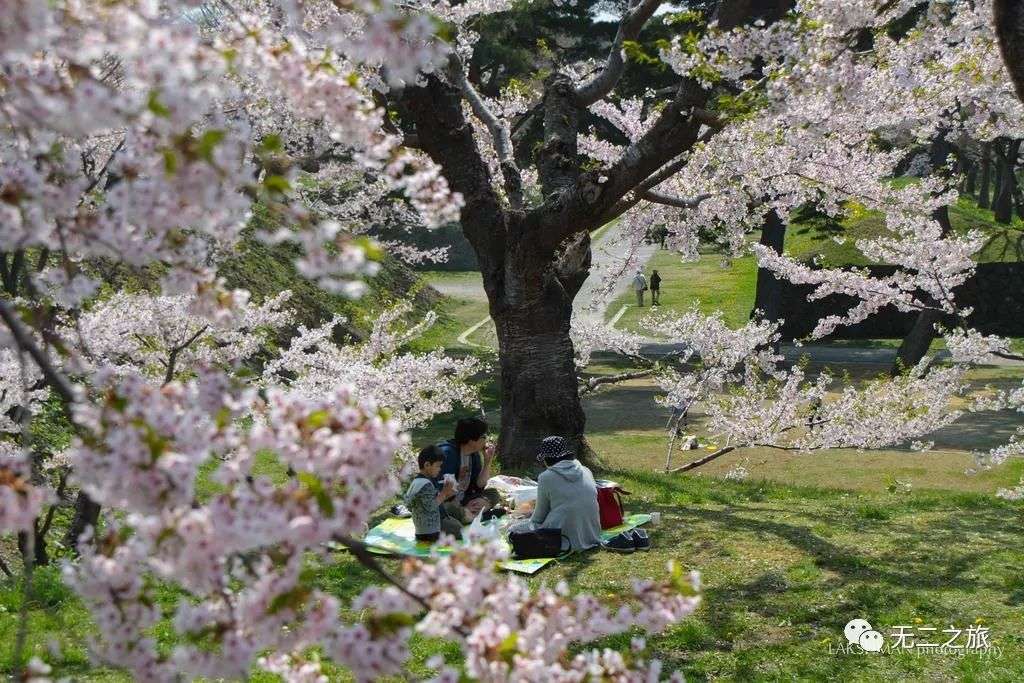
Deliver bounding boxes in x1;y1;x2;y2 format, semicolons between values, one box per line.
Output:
603;532;634;553
629;528;651;551
481;507;508;522
390;504;411;518
602;529;652;553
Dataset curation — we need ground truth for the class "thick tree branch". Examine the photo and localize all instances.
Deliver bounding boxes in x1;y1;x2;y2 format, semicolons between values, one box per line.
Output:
399;75;509;282
575;0;665;107
537;72;583;196
543;0;793;242
641;190;713;209
579;369;655;395
994;0;1024;103
449;55;524;210
597;154;695;223
577;77;710;229
668;445;736;473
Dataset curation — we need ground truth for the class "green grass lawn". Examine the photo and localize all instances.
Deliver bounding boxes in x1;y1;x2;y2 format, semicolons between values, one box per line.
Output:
606;248;758;333
415;271;497;350
9;462;1023;680
5;355;1024;679
410;271;494;351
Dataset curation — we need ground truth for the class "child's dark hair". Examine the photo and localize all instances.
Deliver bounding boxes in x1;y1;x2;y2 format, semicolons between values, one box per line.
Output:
417;445;445;469
454;416;488;445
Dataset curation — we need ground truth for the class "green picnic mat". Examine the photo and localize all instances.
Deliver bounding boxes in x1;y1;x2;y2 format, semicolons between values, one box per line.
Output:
362;513;652;575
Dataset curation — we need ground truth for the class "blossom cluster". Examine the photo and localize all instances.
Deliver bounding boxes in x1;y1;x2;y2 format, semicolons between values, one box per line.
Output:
404;542;701;682
73;290;293;381
0;442;51;534
264;303;481;429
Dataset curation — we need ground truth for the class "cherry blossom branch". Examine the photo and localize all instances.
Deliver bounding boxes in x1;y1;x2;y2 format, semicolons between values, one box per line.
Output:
668;438;813;474
0;300;76;405
448;55;524;210
668;445;736;473
575;0;665;107
579;368;656;395
332;534;473;639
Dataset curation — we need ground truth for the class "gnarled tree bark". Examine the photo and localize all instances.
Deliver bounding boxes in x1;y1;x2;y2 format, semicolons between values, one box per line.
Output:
398;0;792;469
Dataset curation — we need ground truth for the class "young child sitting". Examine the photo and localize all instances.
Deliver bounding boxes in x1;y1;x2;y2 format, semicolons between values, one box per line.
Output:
404;445;462;542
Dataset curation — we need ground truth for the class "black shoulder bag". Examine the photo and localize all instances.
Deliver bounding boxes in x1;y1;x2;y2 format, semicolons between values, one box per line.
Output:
508;527;571;559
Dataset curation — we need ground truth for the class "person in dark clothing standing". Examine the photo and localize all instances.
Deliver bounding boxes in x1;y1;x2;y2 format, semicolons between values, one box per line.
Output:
650;269;662;305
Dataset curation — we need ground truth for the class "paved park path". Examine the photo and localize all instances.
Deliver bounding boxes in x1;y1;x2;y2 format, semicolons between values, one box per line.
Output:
430;226;1023;366
573;224;659;328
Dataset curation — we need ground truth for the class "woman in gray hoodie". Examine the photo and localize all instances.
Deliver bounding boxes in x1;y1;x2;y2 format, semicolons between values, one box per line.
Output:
528;436;603;552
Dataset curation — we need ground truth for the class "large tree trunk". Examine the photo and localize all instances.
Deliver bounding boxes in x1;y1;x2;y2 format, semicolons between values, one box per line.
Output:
1014;171;1024;219
492;284;589;469
64;492;101;552
892;306;944;374
751;209;786;326
893;203;953;374
893;137;955;374
979;143;992;208
964;160;977;195
490;225;594;471
993;140;1017;224
994;0;1024;103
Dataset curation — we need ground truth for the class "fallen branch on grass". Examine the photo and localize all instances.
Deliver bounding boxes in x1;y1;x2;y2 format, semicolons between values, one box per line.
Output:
579;369;656;395
578;349;684;396
668;445;736;473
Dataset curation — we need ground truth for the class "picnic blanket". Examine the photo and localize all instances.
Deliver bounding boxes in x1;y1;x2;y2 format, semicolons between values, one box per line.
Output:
363;513;652;574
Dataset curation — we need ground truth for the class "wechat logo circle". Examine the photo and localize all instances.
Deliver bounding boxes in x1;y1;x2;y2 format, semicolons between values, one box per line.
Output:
844;618;884;652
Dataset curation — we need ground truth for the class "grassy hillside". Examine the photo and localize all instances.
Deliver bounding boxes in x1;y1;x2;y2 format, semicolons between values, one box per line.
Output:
84;203;441;341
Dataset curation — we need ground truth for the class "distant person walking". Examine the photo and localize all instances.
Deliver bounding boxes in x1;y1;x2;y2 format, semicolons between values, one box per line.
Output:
658;226;669;249
632;270;648;307
650;269;662;305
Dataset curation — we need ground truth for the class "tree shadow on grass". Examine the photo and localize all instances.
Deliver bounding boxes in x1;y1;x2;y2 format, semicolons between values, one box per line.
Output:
552;545;601;585
635;497;1024;680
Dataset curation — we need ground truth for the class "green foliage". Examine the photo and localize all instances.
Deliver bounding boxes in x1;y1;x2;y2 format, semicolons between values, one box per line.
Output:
27;394;73;456
622;40;666;70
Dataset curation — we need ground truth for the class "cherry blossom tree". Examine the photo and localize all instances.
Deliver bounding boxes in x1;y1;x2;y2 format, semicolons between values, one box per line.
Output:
392;0;793;468
2;0;1024;679
0;2;705;679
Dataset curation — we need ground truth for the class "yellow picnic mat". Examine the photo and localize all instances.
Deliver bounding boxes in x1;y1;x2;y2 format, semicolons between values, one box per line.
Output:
362;513;652;575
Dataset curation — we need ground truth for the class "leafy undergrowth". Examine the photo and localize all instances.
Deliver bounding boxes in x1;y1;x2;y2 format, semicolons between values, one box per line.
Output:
3;469;1023;681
